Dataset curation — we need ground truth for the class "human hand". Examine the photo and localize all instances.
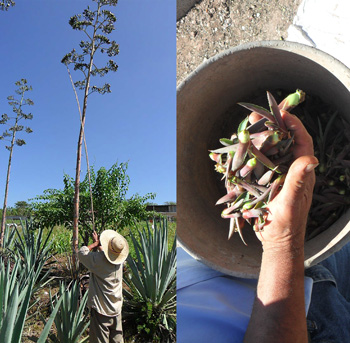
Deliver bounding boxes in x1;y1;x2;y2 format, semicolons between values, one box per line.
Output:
92;231;99;243
250;110;318;251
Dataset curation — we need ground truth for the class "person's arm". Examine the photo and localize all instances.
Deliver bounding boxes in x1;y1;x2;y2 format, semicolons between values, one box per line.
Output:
87;231;101;251
77;231;102;269
244;111;318;343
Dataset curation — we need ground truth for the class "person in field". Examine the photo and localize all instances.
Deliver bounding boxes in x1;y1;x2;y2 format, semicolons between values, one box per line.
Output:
78;229;129;343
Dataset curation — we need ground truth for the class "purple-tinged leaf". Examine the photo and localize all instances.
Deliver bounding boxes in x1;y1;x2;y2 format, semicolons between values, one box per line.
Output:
264;146;279;156
268;174;286;202
242;208;265;219
253;160;265;179
278;134;294;156
225;154;233;186
267;91;287;131
222;211;242;219
210;144;238;154
228;218;235;239
216;190;238;205
254;185;269;193
238;102;276;123
258;169;275;185
272;152;293;166
264;121;281;131
250;144;278;171
239;180;261;198
261;131;283;153
240;157;257;177
235;217;247;245
251;131;275;150
247;118;267;133
231;131;250;173
249;131;272;139
245;186;272;208
221;191;249;213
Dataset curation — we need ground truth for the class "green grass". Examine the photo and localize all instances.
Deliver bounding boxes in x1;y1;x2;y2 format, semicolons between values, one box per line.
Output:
49;225;73;254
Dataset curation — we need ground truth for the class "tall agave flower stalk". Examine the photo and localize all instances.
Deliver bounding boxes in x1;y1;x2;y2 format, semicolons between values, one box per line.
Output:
209;90;305;244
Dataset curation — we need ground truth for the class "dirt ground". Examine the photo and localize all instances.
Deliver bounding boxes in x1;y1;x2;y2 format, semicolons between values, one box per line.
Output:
177;0;302;84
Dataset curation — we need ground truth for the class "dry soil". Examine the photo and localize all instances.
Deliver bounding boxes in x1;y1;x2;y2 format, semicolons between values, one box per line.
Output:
177;0;302;84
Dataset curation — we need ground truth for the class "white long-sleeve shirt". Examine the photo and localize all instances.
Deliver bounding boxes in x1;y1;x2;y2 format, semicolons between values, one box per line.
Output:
78;246;123;316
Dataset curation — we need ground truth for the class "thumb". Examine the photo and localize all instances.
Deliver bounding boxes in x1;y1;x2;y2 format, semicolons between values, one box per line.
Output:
278;155;318;207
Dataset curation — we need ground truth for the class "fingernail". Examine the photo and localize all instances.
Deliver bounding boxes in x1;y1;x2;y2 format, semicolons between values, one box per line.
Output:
305;163;319;173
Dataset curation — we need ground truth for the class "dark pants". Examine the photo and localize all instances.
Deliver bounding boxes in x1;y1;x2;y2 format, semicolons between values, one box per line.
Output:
305;242;350;342
90;308;124;343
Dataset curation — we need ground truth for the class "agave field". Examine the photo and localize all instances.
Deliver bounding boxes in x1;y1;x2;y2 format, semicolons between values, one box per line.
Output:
0;219;176;343
210;89;350;243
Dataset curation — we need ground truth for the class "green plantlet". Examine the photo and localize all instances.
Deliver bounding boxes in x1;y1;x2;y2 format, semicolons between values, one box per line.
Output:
279;89;306;110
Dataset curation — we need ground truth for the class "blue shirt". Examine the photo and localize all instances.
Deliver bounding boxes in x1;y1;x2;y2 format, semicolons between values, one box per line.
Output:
177;247;313;343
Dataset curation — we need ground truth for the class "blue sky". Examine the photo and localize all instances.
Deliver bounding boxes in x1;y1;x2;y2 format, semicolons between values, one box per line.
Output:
0;0;176;207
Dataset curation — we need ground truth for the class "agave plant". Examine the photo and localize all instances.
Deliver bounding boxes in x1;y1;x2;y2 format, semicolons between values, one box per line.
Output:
1;222;16;250
209;90;305;244
123;219;176;343
0;257;62;343
12;221;54;292
44;281;89;343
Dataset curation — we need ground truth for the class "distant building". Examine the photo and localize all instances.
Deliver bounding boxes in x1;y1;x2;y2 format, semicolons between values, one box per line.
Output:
5;216;28;221
146;204;176;221
2;216;28;229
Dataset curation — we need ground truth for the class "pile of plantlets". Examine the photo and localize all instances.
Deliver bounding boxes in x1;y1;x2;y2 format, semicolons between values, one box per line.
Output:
209;90;305;244
292;94;350;240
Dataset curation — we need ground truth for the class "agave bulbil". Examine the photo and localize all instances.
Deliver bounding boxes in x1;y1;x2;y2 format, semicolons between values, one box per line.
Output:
209;90;305;244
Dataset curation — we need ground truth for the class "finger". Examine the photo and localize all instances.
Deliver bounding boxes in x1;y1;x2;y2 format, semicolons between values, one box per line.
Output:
278;155;318;208
249;112;262;124
280;110;314;158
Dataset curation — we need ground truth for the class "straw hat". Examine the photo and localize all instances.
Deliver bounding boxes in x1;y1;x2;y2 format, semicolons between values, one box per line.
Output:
100;230;129;265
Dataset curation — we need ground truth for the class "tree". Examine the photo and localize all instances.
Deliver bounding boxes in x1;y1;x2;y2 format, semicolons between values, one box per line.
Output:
0;0;15;11
61;0;119;266
31;162;155;245
14;200;31;217
0;79;34;247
